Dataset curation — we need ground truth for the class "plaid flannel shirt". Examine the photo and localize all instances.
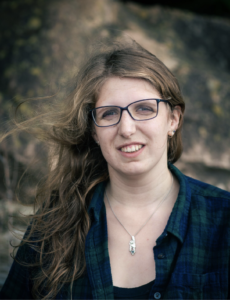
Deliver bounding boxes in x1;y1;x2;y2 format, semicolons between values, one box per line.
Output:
1;163;230;299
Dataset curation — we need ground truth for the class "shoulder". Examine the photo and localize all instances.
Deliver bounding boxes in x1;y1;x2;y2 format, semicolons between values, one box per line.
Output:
185;176;230;227
186;175;230;200
169;163;230;223
169;162;230;203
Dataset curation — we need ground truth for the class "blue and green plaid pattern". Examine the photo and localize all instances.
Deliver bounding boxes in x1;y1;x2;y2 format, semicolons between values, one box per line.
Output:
1;163;230;299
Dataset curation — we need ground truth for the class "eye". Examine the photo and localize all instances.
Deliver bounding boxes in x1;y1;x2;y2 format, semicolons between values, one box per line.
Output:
137;106;153;111
100;108;119;119
135;105;155;114
103;110;116;117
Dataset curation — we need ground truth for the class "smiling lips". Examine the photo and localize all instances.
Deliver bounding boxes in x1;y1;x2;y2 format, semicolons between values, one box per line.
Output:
120;144;144;153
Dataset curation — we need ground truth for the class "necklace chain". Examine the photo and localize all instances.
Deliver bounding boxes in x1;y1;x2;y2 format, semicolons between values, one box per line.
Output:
105;173;174;255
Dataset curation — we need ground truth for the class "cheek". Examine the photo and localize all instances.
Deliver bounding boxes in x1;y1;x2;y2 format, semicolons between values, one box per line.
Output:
98;129;116;156
145;122;168;148
99;144;116;167
144;120;166;137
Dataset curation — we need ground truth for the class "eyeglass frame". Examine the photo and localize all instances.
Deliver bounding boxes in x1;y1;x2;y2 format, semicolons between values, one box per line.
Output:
89;98;172;127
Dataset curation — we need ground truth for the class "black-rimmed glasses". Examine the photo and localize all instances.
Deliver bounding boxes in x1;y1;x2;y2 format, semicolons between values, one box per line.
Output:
90;98;171;127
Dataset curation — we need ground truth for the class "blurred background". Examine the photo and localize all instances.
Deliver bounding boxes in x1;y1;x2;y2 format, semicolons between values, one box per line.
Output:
0;0;230;289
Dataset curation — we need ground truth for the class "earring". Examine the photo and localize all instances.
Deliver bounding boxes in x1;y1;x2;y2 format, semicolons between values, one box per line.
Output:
168;130;175;138
96;140;100;145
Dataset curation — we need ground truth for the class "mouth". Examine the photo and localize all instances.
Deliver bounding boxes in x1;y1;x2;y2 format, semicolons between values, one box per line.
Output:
120;144;144;153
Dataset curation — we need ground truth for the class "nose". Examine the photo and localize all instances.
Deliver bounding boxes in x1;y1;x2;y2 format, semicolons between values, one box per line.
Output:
118;110;136;138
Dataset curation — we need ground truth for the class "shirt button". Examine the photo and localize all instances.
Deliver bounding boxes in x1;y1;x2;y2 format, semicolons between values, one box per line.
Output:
157;253;165;259
163;233;168;239
154;292;161;299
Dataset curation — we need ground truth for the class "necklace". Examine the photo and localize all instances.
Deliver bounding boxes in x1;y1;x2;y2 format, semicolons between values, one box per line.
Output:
105;173;174;256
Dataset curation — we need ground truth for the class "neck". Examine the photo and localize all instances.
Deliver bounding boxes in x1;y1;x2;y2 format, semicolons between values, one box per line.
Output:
107;163;173;208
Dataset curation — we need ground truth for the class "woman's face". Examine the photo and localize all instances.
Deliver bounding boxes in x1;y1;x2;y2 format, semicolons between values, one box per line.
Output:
93;77;180;178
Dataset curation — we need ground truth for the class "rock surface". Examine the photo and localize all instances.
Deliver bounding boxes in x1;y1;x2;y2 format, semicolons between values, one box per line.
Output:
0;0;230;289
1;0;229;192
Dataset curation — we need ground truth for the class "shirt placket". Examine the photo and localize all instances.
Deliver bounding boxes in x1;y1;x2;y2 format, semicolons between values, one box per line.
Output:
149;231;180;299
85;205;114;300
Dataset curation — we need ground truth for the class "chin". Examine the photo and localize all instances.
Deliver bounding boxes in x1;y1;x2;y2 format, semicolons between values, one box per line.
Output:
118;164;149;177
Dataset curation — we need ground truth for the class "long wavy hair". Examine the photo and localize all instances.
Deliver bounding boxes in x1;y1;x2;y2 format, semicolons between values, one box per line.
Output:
7;40;185;299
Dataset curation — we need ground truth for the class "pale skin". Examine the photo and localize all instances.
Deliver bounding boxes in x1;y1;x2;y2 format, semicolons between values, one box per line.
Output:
93;77;181;288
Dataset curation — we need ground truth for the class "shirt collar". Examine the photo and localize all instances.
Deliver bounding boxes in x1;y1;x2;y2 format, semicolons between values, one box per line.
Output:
87;181;107;223
166;163;192;244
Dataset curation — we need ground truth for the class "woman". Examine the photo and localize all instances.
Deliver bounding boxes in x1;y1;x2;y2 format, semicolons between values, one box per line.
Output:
0;40;230;299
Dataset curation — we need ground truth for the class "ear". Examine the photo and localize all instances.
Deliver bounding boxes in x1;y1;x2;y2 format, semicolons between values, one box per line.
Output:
168;105;181;135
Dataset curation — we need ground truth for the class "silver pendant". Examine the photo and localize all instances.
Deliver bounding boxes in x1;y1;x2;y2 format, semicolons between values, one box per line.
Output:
129;236;136;255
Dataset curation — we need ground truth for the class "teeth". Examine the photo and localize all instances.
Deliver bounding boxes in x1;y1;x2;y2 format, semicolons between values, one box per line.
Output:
121;145;143;153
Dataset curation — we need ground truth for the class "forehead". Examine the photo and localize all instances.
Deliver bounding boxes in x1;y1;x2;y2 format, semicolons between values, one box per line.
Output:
96;77;160;107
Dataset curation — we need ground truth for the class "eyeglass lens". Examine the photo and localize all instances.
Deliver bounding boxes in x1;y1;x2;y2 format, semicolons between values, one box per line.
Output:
93;99;158;127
